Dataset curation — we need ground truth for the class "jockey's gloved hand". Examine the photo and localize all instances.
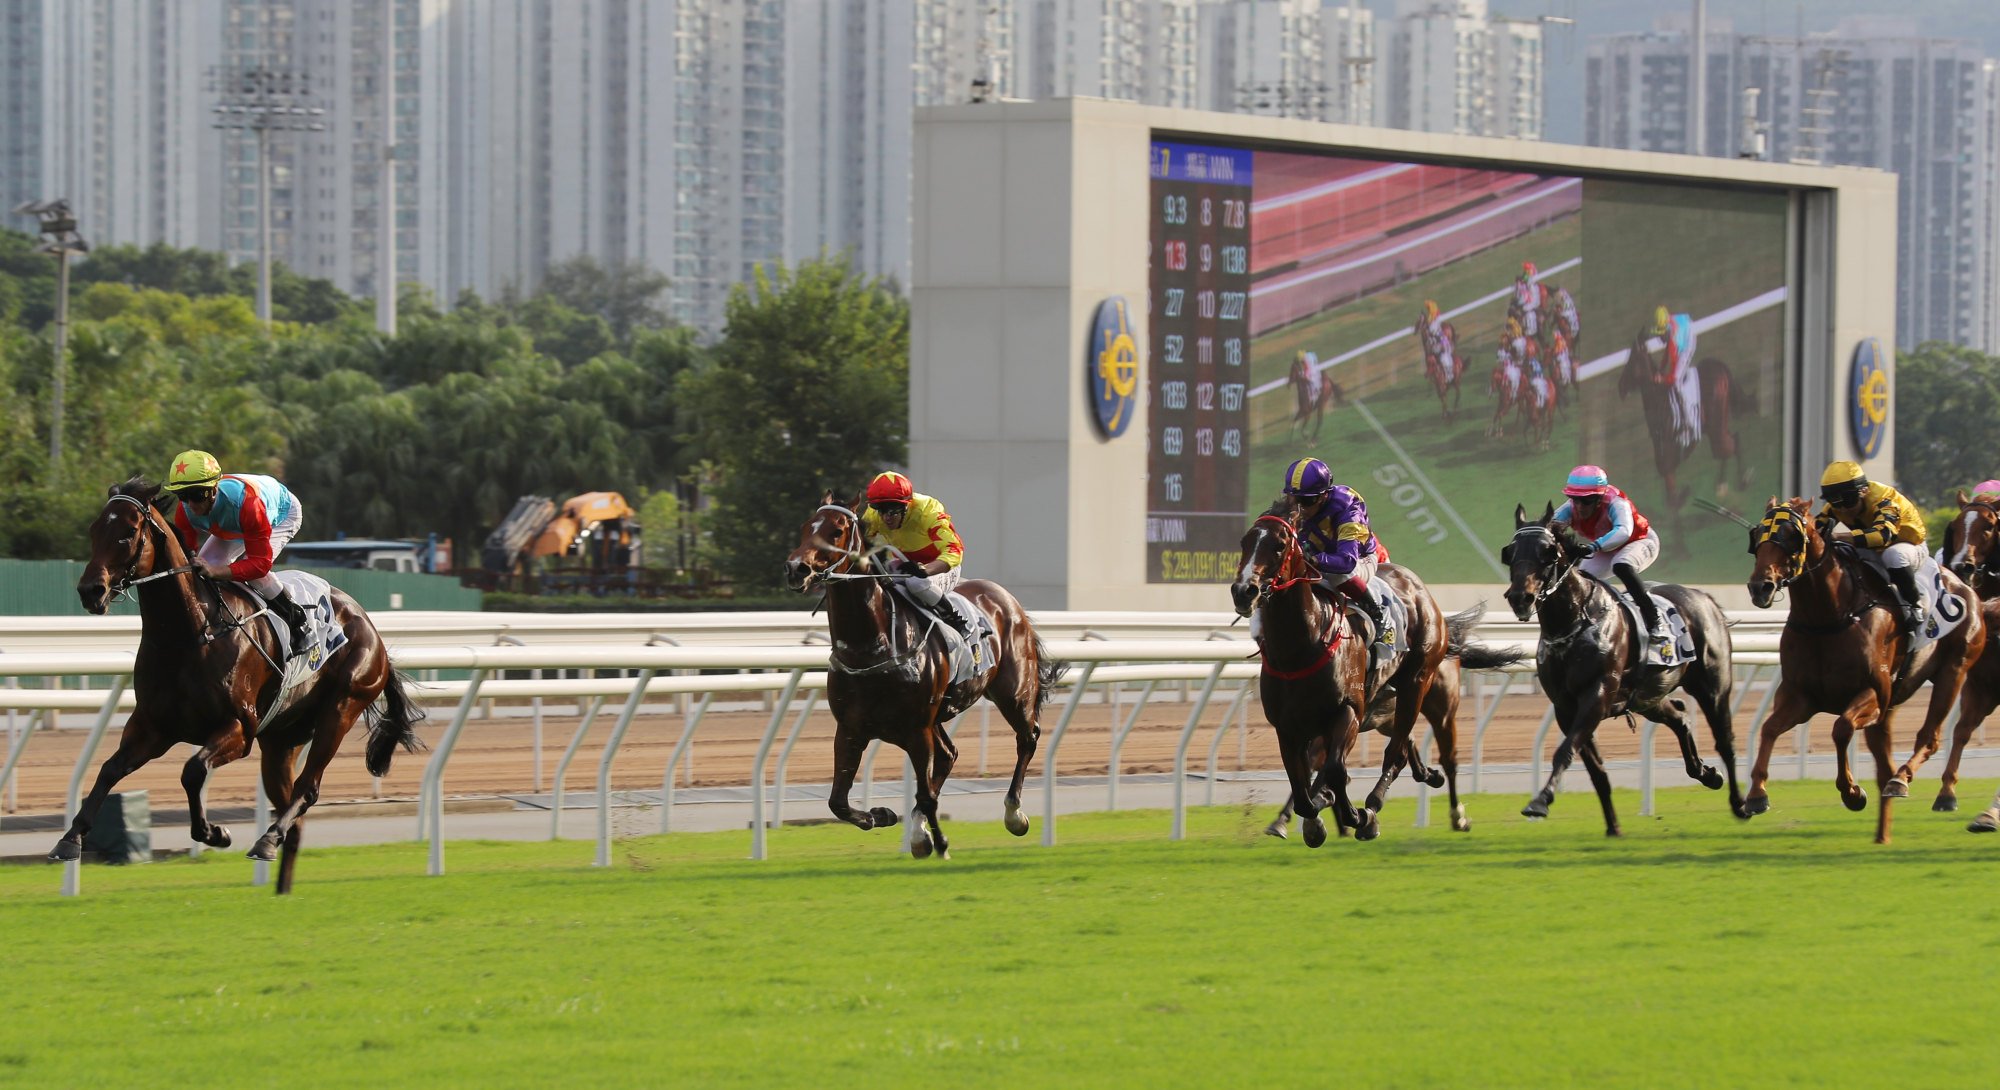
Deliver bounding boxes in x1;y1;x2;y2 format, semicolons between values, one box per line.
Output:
1574;540;1599;558
898;558;929;579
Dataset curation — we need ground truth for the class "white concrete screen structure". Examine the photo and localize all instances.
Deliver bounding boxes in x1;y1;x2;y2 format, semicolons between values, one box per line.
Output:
911;98;1897;611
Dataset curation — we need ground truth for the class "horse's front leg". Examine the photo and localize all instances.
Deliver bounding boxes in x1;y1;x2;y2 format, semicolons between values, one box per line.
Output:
1935;685;1997;812
826;724;895;831
1324;706;1375;840
50;712;174;862
1276;729;1328;848
180;719;254;850
1523;695;1584;819
1575;730;1621;837
1743;682;1809;816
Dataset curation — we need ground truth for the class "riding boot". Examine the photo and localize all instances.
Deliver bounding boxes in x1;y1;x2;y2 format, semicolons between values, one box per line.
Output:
1614;563;1671;658
1342;582;1395;667
265;588;311;655
1886;566;1925;635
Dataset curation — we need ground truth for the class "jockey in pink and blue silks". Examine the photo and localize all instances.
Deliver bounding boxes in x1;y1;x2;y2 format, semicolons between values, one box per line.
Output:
1552;464;1670;654
1275;456;1396;668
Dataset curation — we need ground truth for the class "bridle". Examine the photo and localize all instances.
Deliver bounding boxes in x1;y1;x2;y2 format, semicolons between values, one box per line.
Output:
1509;524;1576;605
98;493;282;668
1948;502;2000;583
798;504;928;677
1749;504;1821;589
1247;514;1319;605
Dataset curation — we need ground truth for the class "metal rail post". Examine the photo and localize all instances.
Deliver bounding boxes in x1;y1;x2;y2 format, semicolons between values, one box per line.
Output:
1469;671;1515;794
419;669;487;876
749;670;806;859
0;709;44;815
1412;728;1435;827
771;690;821;825
1204;684;1256;806
1639;722;1658;816
659;692;716;833
59;677;127;897
548;696;608;839
1169;662;1229;840
1105;680;1159;810
1038;662;1098;846
252;775;269;887
1527;703;1559;792
593;670;658;867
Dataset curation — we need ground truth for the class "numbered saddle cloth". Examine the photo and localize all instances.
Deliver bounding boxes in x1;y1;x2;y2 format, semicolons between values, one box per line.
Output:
1355;575;1410;662
899;589;997;686
1595;578;1697;668
258;570;351;724
1851;549;1969;653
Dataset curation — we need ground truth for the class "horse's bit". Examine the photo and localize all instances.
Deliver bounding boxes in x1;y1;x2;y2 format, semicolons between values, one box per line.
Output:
101;494;282;670
1511;525;1575;605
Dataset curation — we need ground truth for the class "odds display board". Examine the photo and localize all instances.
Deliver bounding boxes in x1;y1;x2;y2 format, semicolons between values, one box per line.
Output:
1146;138;1792;584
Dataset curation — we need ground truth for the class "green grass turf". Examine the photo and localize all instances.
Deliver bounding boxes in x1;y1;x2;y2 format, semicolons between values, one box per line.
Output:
3;779;1996;1088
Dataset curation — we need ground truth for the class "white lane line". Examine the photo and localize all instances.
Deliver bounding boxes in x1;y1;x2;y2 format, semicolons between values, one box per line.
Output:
1350;399;1510;580
1573;287;1790;381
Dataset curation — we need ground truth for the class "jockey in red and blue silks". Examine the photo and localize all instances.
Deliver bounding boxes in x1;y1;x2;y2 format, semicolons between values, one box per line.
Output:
1280;456;1395;666
163;449;311;651
1650;305;1703;447
1553;464;1669;653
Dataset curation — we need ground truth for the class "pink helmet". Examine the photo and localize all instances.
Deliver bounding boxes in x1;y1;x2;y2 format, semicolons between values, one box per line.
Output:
1563;465;1612;498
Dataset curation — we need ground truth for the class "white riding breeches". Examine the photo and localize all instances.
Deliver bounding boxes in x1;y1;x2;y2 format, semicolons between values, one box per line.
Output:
196;499;304;599
1879;542;1925;571
898;567;962;610
1579;527;1660;580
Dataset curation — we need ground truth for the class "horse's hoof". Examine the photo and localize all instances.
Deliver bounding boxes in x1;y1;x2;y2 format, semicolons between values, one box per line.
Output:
1933;795;1959;813
48;839;81;863
1966;811;1999;833
1263;821;1289;840
1605;826;1623;838
1355;812;1381;841
1302;816;1327;848
204;825;232;849
868;807;900;828
1521;797;1549;820
909;833;933;860
1452;816;1472;833
1743;795;1771;817
1842;790;1869;813
1699;767;1725;790
1881;779;1909;799
246;838;279;862
1002;806;1030;837
1424;768;1445;789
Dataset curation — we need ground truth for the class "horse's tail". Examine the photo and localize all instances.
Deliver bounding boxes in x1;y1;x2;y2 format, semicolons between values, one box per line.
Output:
1443;603;1527;671
365;669;430;777
1032;636;1071;717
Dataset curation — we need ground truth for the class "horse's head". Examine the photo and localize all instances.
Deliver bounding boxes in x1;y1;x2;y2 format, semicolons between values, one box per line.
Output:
78;478;175;615
1230;502;1311;618
1502;501;1577;621
784;491;866;592
1746;496;1816;608
1944;489;2000;586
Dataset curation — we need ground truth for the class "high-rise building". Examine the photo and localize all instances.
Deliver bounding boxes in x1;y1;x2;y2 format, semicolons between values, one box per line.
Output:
1198;1;1375;124
1383;0;1541;139
1586;16;2000;350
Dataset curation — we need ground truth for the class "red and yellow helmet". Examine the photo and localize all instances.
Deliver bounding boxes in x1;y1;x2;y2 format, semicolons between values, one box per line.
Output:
866;472;914;506
1521;261;1538;280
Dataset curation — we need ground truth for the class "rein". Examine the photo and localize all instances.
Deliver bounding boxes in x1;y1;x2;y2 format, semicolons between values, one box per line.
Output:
804;504;932;677
1248;514;1344;678
1753;505;1873;630
101;493;284;671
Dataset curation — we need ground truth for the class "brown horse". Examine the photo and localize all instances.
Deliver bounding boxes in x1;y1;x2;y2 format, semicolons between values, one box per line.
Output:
1229;503;1511;844
1289;352;1343;441
783;493;1067;857
1519;372;1556;453
63;479;425;893
1488;349;1522;439
1932;492;2000;827
1619;325;1754;512
1504;505;1744;834
1744;498;1985;843
1417;318;1465;421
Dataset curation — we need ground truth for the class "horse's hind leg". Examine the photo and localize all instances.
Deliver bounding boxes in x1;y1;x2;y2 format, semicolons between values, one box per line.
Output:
1363;733;1406;813
1690;678;1747;818
827;724;894;831
904;724;951;860
247;743;301;863
1652;697;1724;788
254;696;369;867
1863;713;1898;845
1423;681;1470;832
1934;685;1997;811
1892;656;1971;792
276;822;305;896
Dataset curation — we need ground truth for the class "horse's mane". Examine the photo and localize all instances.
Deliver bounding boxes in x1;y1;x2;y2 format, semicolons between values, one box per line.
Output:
110;476;170;511
1260;496;1298;520
1549;520;1590;556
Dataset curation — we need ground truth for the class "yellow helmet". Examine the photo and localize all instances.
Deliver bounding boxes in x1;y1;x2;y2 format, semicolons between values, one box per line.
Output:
1422;299;1440;322
165;450;222;493
1505;316;1522;338
1819;460;1868;504
1651;306;1670;336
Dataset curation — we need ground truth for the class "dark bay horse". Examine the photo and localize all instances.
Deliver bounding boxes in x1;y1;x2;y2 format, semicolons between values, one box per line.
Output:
1745;498;1984;843
64;479;425;893
1912;492;2000;827
784;494;1067;858
1504;504;1744;835
1620;325;1753;518
1289;352;1343;441
1230;503;1515;844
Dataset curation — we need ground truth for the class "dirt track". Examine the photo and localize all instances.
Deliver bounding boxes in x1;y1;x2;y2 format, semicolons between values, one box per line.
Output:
0;683;1837;817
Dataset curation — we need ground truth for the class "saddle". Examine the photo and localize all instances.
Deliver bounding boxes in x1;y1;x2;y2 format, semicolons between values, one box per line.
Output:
892;585;999;686
1585;574;1695;668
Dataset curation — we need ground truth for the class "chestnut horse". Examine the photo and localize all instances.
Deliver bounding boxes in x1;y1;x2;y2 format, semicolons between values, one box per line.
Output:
1620;325;1754;510
784;494;1067;858
1929;492;2000;829
1744;498;1984;843
1289;353;1343;441
63;479;425;893
1488;349;1522;439
1417;318;1465;421
1503;505;1744;835
1229;502;1516;844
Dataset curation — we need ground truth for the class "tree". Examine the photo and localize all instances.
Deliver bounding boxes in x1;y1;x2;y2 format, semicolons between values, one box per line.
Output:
680;257;909;589
1893;342;2000;506
537;255;670;344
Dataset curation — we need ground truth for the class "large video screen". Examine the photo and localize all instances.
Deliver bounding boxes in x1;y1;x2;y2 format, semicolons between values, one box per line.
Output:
1147;140;1790;584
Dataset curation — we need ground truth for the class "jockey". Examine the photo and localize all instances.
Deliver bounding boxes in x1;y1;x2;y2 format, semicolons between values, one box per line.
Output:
1650;305;1702;447
1549;328;1574;386
1417;300;1455;376
860;471;974;643
1553;465;1670;655
1817;460;1927;633
1514;261;1544;338
1282;457;1395;668
1503;315;1537;367
162;449;311;652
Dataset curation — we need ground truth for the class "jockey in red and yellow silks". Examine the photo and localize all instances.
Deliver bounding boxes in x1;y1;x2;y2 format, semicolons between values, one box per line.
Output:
162;449;311;652
861;472;972;642
1553;464;1669;654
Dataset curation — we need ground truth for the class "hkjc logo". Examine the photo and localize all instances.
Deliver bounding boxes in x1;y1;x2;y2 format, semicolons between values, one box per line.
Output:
1849;338;1888;460
1088;297;1139;439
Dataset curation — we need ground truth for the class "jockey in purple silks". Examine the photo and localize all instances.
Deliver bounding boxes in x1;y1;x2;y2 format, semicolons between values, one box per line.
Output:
1274;456;1396;671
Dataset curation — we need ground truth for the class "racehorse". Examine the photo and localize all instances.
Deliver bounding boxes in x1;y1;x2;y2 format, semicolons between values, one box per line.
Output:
1916;491;2000;828
1289;352;1344;441
1504;504;1744;834
63;479;425;893
1488;348;1522;439
1542;286;1581;361
1619;324;1753;514
1520;371;1556;453
1229;502;1517;844
784;493;1067;858
1261;605;1518;839
1744;498;1985;843
1417;318;1465;421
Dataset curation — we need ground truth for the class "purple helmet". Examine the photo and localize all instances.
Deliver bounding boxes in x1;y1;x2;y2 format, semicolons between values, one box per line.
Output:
1283;457;1332;498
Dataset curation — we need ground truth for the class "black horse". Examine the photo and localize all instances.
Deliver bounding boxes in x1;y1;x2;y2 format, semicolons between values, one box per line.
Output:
1503;503;1745;834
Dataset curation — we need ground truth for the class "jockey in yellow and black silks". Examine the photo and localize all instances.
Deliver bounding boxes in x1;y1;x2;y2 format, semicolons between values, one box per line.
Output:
1817;460;1927;633
861;472;972;642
